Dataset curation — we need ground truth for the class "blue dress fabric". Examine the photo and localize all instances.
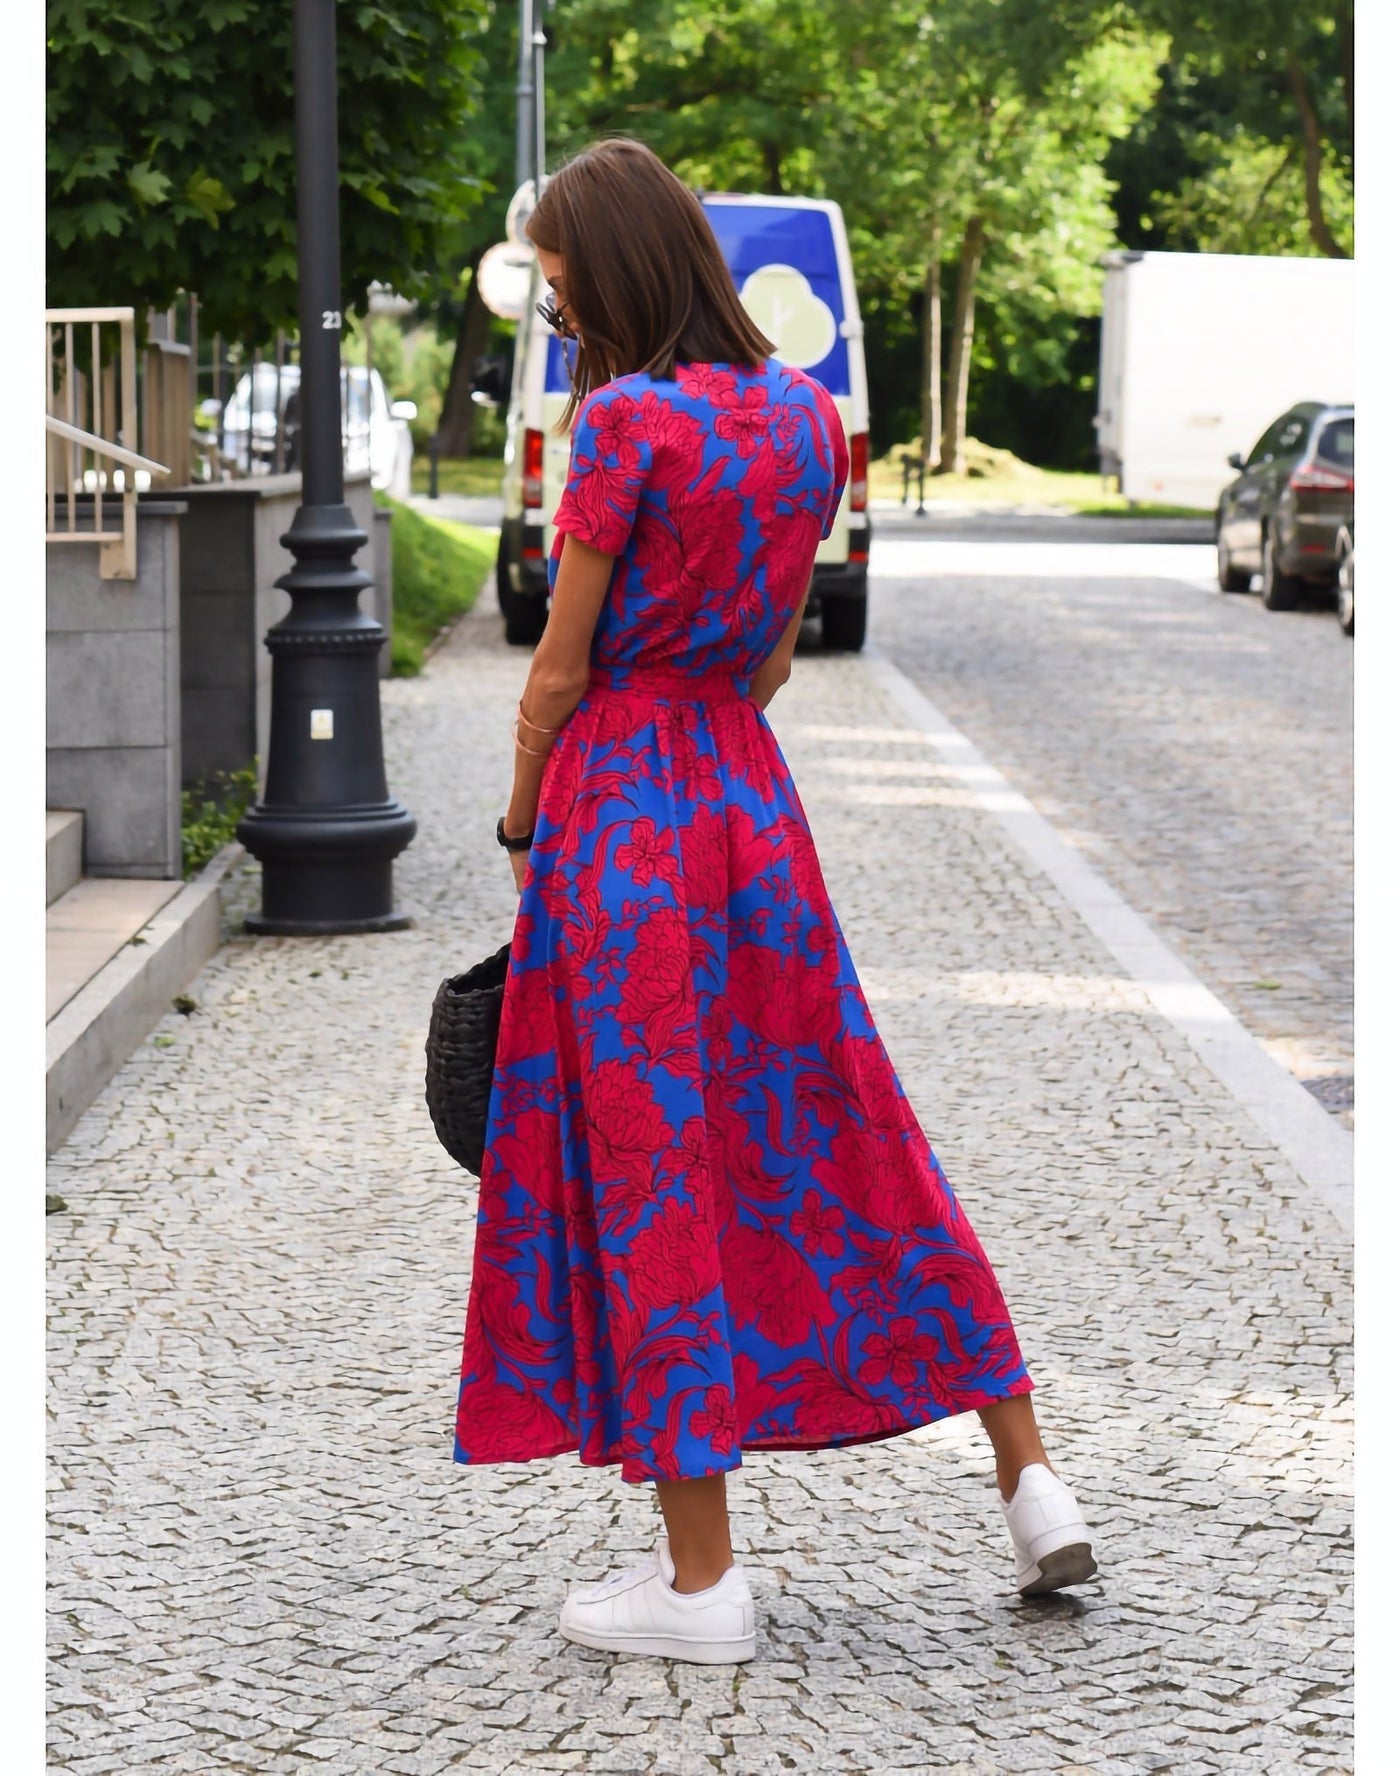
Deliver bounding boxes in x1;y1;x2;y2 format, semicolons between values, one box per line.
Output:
455;360;1031;1484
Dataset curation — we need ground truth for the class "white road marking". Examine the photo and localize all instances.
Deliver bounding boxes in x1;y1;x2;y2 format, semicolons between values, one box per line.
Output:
863;648;1354;1235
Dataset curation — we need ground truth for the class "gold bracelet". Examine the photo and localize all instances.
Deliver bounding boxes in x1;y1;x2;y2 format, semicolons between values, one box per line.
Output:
512;719;554;759
516;701;563;737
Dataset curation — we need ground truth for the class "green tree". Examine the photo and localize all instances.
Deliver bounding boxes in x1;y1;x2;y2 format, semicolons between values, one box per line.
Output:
1129;0;1352;257
46;0;493;342
809;1;1159;470
545;2;1163;468
540;1;1350;469
547;0;837;191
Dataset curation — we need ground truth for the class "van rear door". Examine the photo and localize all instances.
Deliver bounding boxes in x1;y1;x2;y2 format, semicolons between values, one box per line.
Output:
702;196;867;565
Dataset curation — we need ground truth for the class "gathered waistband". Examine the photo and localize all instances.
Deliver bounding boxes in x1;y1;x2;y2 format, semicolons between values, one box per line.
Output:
586;664;744;703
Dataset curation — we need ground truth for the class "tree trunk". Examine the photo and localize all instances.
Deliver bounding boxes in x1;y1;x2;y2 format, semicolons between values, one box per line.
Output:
939;215;985;476
437;257;493;457
1287;54;1347;259
762;141;785;196
920;221;943;469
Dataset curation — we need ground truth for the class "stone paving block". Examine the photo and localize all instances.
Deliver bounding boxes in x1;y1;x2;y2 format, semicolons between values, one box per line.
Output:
869;558;1354;1115
47;600;1351;1772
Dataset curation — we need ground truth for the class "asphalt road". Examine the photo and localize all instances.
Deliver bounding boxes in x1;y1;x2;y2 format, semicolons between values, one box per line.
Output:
859;510;1354;1116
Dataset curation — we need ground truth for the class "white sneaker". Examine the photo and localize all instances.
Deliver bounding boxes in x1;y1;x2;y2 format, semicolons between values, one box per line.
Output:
558;1537;757;1663
1001;1463;1099;1597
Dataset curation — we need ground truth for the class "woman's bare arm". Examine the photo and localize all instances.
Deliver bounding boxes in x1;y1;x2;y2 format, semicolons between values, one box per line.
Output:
746;603;806;713
504;534;616;839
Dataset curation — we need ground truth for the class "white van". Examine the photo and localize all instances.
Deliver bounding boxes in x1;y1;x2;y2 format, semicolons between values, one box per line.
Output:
492;193;871;649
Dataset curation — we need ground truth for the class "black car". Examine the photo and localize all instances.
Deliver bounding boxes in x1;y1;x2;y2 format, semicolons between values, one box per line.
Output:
1216;403;1354;610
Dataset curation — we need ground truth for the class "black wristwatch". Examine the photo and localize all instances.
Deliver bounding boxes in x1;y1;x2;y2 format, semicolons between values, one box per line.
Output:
496;817;534;854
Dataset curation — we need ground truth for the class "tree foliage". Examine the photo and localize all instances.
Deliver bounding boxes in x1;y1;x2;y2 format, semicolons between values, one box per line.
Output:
547;0;1159;462
1112;3;1353;258
825;1;1160;465
46;0;493;341
44;0;1355;467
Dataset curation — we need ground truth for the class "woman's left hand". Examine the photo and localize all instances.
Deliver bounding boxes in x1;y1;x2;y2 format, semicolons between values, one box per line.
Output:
509;848;529;895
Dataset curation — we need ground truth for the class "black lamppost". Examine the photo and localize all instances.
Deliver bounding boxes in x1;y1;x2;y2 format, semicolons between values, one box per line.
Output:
236;0;416;934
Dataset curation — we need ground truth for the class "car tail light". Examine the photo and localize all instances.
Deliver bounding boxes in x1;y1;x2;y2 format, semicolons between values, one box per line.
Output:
849;432;868;513
523;427;544;508
1289;462;1353;493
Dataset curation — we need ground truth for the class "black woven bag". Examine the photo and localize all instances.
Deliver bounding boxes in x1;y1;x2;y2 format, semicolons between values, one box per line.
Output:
424;942;512;1177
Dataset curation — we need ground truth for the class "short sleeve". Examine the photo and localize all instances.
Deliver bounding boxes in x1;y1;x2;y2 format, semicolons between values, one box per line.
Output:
813;384;850;539
553;385;654;556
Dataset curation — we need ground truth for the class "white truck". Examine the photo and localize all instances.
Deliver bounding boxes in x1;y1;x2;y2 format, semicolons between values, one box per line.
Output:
1095;250;1354;510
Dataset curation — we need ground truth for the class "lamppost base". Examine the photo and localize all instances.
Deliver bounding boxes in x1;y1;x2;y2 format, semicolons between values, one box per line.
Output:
244;909;414;936
235;817;416;936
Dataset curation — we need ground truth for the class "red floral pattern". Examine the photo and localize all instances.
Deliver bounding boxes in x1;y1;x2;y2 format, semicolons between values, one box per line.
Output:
455;361;1031;1484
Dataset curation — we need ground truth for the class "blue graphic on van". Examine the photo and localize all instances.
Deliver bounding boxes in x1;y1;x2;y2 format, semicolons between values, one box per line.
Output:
544;200;850;398
545;332;576;396
706;203;849;395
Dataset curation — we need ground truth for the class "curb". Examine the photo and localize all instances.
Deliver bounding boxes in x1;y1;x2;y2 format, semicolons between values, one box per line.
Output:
864;650;1354;1237
45;841;245;1156
867;503;1215;544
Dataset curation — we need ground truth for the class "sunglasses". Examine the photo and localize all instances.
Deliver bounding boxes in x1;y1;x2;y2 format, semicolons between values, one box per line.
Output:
536;294;576;338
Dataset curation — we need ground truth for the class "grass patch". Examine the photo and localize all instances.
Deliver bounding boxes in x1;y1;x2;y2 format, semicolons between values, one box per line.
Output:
871;437;1212;518
408;455;506;500
378;493;497;675
1066;500;1216;519
181;764;258;878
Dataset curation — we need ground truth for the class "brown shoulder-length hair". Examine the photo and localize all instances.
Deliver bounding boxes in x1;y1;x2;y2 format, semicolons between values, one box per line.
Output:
526;137;774;427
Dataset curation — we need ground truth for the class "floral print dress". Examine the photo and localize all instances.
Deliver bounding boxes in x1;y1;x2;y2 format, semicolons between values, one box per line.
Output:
455;360;1031;1484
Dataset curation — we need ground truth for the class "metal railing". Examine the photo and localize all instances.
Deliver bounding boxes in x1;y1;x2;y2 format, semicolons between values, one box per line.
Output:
45;308;169;581
47;297;413;565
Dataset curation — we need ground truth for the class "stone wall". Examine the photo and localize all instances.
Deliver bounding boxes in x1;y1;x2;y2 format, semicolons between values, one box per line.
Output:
176;471;384;789
46;502;187;879
45;475;392;877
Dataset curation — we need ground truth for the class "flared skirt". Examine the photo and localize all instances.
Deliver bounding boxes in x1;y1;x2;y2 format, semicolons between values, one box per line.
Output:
454;679;1031;1483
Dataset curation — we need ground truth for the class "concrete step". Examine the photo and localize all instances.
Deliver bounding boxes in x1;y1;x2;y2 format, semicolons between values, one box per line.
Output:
46;847;240;1155
47;810;84;906
47;878;183;1022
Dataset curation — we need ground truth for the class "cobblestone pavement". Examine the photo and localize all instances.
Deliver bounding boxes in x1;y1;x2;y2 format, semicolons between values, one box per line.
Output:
868;517;1354;1119
47;591;1352;1773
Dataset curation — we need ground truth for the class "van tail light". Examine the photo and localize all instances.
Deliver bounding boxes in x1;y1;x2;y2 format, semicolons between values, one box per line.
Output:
523;427;544;508
1290;462;1353;493
849;432;868;513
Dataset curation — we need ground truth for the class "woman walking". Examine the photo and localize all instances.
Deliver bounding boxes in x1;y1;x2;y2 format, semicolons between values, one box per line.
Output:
455;138;1097;1663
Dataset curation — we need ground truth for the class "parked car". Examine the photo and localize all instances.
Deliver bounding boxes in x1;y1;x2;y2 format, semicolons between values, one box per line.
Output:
1215;402;1354;610
218;363;416;493
492;192;871;649
1335;522;1354;636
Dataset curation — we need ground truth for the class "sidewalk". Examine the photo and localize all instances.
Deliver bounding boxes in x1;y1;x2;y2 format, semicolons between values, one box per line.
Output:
405;490;504;529
47;595;1352;1774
